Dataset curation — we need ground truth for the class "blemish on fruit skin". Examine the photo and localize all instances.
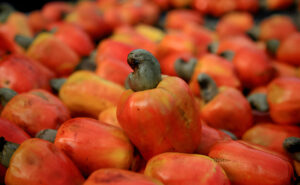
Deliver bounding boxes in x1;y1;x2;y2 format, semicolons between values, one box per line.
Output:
25;153;39;166
93;173;126;183
4;80;10;86
213;158;230;163
178;108;191;128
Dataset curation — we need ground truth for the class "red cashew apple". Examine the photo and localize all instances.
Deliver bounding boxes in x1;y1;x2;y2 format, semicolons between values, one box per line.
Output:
83;168;163;185
54;23;95;57
144;152;230;185
1;89;70;136
267;77;300;124
0;54;54;93
0;118;30;184
2;138;84;185
117;49;201;160
59;71;125;118
27;33;80;77
209;140;294;185
55;117;134;177
199;78;253;138
243;123;300;157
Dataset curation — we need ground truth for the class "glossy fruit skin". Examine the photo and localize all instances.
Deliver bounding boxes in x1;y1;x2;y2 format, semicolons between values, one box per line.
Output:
276;33;300;66
164;9;203;30
0;118;30;144
111;26;158;56
27;10;49;34
4;12;33;39
0;27;24;56
83;168;162;185
272;60;298;78
95;39;136;86
189;54;241;96
209;140;294;185
267;77;300;125
216;12;254;39
0;54;55;93
157;32;196;60
5;138;85;185
196;123;231;155
66;1;112;40
243;123;300;157
103;0;159;29
193;0;258;16
96;39;137;65
235;0;258;12
1;89;70;136
134;24;165;43
98;106;120;128
160;52;193;76
54;23;94;57
96;56;132;86
41;1;73;23
117;76;202;160
201;87;253;138
55;118;134;177
144;152;230;185
258;15;297;42
182;24;214;57
233;47;275;88
193;0;237;17
216;36;256;55
27;33;80;77
59;71;125;118
0;118;31;184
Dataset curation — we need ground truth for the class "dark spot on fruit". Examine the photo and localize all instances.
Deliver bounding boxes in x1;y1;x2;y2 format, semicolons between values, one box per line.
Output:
26;153;39;166
178;108;191;128
3;80;10;87
213;158;230;163
93;172;126;183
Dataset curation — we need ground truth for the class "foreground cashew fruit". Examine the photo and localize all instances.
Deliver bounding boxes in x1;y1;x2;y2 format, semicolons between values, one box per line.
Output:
1;89;70;136
200;85;253;138
55;117;134;177
242;123;300;157
209;140;294;185
59;70;125;118
3;138;85;185
84;168;163;185
117;49;201;160
144;152;230;185
0;118;30;184
267;77;300;125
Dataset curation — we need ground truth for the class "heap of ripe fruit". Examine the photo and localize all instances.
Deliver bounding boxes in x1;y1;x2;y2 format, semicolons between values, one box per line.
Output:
0;0;300;184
